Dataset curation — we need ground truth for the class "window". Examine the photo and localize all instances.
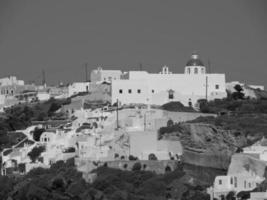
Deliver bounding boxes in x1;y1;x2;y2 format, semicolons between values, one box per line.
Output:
194;68;198;74
152;89;155;93
219;180;222;185
187;68;190;74
230;177;233;184
201;68;205;74
248;183;251;188
234;177;237;188
119;89;123;94
215;84;219;89
137;89;141;94
168;90;174;99
128;89;132;94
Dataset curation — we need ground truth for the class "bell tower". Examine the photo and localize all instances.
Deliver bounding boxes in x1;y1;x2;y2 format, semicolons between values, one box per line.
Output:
184;52;206;75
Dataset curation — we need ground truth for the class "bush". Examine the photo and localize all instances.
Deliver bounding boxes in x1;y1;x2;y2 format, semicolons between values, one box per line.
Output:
32;128;45;141
129;155;138;161
148;153;158;160
28;146;45;162
132;162;142;171
161;101;195;112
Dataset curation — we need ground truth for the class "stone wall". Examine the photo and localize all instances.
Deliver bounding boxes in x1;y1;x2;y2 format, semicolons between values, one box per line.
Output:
182;149;231;170
75;158;180;175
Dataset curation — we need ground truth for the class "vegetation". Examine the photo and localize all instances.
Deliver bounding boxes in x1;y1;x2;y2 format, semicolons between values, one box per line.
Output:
32;127;45;141
199;98;267;114
188;114;267;141
161;101;196;112
0;98;69;132
0;159;221;200
27;146;46;162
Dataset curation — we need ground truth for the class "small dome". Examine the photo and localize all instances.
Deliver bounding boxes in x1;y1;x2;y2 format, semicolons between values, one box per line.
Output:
186;53;204;66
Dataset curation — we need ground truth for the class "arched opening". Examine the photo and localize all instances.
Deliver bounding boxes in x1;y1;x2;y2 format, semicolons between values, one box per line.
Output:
165;165;172;173
148;153;158;160
194;67;198;74
188;98;192;107
187;68;190;74
168;90;174;100
123;163;128;169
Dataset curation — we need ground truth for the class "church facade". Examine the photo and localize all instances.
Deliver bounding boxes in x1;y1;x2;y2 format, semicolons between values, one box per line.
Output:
111;53;227;107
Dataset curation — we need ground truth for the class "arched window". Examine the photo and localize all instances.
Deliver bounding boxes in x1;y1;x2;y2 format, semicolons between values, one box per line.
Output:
165;166;172;172
187;68;190;74
201;68;205;74
194;68;198;74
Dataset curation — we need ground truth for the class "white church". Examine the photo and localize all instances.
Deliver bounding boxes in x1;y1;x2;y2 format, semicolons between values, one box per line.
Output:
91;53;227;107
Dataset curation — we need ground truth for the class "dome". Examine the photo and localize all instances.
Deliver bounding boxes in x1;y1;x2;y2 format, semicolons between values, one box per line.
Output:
186;53;204;66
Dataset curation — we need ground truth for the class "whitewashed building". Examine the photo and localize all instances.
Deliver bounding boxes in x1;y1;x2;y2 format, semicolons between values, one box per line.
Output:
111;53;227;107
0;76;24;86
90;67;122;83
68;82;90;97
208;174;264;200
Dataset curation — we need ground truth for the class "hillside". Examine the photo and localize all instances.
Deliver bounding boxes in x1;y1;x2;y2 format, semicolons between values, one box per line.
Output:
0;159;224;200
160;123;247;169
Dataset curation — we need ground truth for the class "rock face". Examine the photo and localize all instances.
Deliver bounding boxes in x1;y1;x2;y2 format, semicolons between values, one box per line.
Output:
228;153;267;177
162;123;247;169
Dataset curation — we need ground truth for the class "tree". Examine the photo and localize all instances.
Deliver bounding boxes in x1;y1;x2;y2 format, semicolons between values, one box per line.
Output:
32;128;45;141
226;191;235;200
28;146;45;162
167;119;174;127
132;162;142;171
129;155;138;161
232;84;245;100
148;153;158;160
48;102;61;115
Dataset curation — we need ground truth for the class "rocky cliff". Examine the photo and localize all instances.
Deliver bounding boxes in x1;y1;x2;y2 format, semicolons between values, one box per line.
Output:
162;123;247;169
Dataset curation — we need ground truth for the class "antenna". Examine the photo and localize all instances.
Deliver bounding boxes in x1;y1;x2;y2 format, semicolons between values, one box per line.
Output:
42;69;46;86
208;59;211;73
139;63;143;71
85;63;88;82
205;76;208;100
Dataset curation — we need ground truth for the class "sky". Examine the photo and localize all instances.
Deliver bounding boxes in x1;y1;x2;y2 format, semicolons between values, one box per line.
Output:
0;0;266;86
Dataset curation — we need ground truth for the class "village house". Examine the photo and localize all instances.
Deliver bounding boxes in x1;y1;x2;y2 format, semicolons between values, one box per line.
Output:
243;138;267;161
90;67;122;83
68;82;90;97
208;174;264;200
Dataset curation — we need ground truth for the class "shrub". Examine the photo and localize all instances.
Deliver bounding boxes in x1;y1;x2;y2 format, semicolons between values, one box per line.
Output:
148;153;157;160
129;155;138;161
28;146;45;162
32;128;45;141
132;162;142;171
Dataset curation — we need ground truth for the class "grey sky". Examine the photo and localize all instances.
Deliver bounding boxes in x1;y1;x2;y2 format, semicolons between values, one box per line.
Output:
0;0;266;86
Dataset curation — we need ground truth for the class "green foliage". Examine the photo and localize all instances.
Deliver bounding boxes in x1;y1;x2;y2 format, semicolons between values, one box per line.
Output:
198;98;267;114
64;147;76;153
161;101;196;112
167;119;174;127
128;155;138;161
27;146;45;162
148;153;158;161
0;176;16;200
158;123;183;139
0;160;221;200
32;127;45;141
188;114;267;140
132;162;142;171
